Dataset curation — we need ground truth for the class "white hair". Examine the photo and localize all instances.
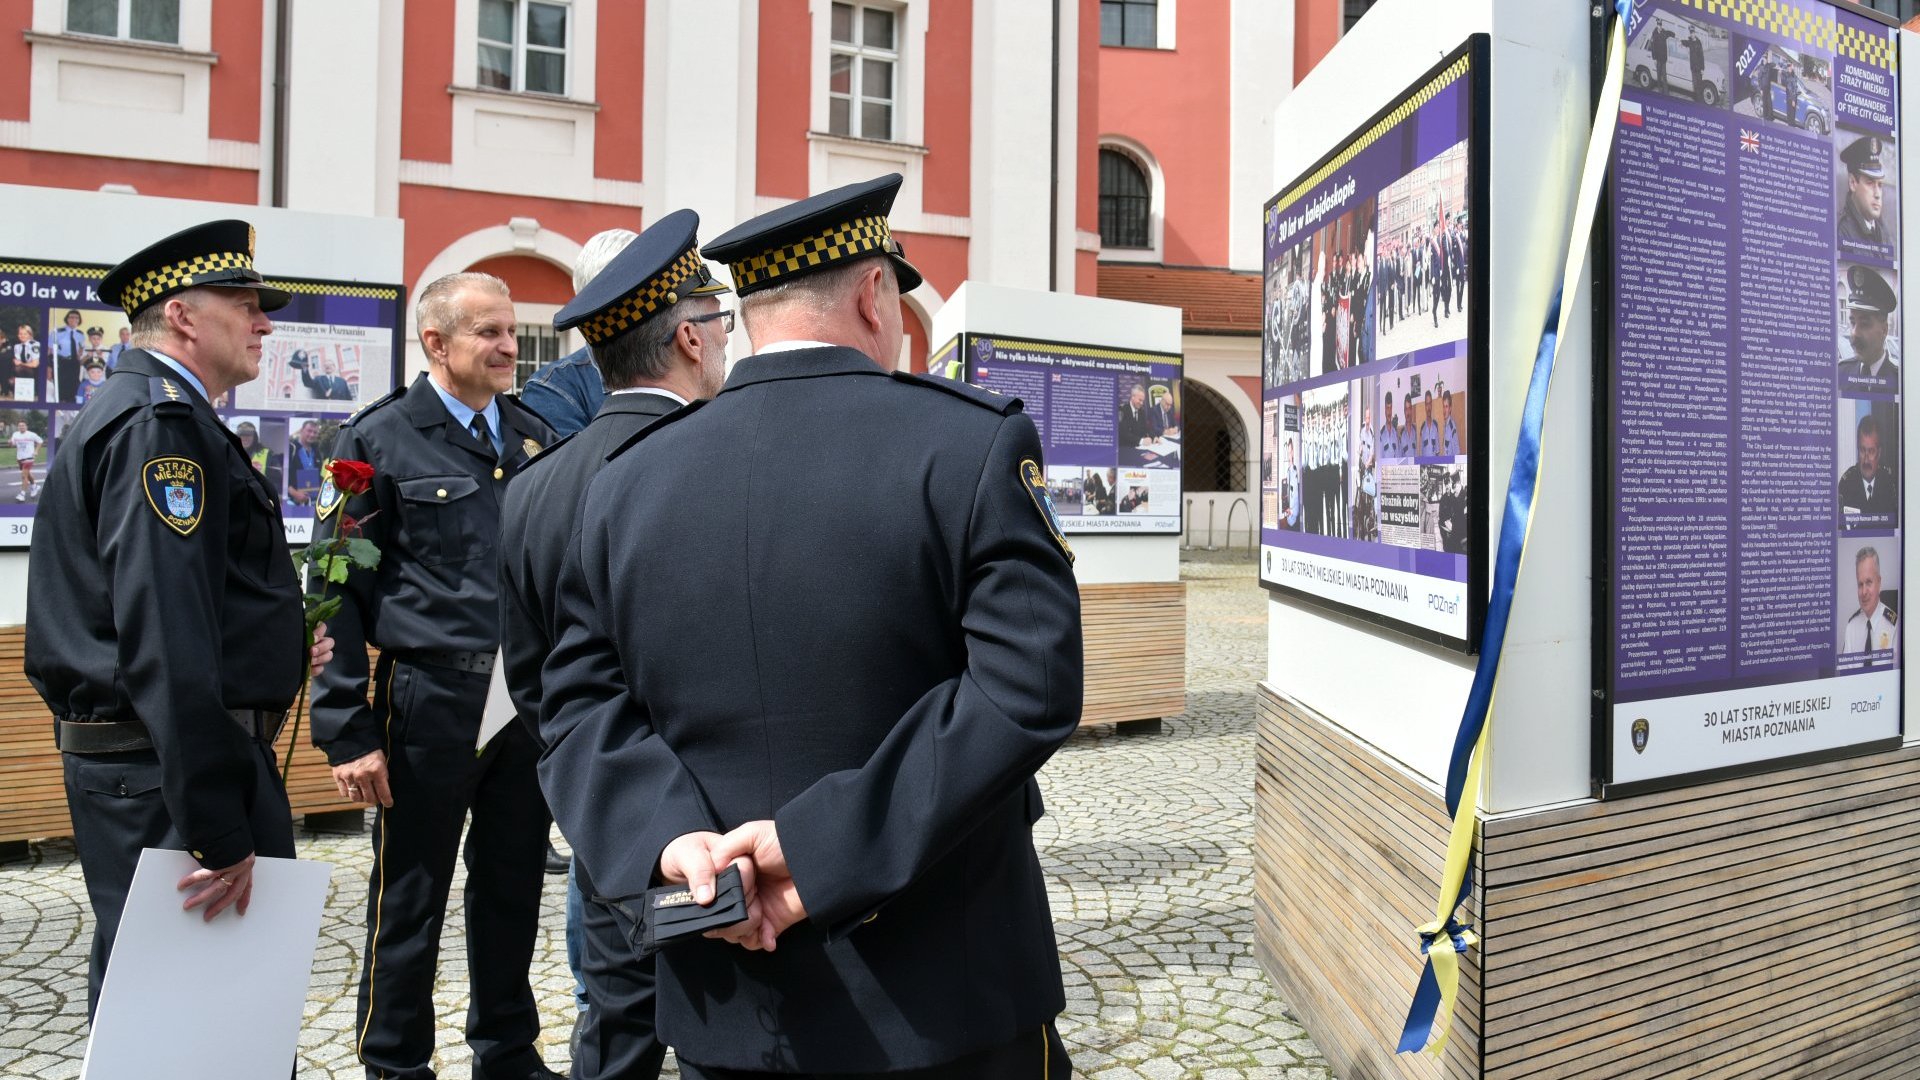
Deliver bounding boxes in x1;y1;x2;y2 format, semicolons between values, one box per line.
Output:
574;229;640;292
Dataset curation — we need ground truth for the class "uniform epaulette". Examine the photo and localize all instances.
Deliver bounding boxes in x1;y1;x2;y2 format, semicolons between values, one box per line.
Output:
343;385;405;427
889;371;1023;415
605;399;708;463
147;374;194;413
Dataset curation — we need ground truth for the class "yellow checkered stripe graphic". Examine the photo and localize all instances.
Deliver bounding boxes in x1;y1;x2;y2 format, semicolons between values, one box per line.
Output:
988;337;1181;369
730;216;892;291
1269;54;1471;219
578;247;704;345
119;251;253;313
1680;0;1835;52
262;280;401;300
1835;20;1897;72
0;262;106;279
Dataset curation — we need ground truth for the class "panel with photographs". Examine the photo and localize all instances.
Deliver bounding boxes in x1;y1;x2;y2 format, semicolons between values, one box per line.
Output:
0;259;404;548
1259;36;1487;650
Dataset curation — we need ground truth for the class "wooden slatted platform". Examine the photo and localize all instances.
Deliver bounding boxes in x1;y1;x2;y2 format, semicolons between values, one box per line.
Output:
0;626;356;845
1079;581;1186;727
1255;685;1479;1080
1257;682;1920;1079
0;579;1184;842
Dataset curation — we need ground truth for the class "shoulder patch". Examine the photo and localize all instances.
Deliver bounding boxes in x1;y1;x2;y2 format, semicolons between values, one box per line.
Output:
315;459;342;521
605;399;708;464
1020;458;1074;564
889;371;1023;415
344;386;405;427
143;456;204;536
147;375;193;413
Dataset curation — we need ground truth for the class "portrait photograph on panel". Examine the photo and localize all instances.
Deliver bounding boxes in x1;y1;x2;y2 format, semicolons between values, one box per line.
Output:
1837;398;1899;530
1838;261;1901;391
1838;536;1900;668
1836;128;1898;254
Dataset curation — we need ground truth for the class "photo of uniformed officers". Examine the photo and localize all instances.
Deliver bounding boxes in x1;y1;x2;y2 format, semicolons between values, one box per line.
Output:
1839;541;1900;662
1837;132;1897;251
308;271;561;1080
22;219;335;1016
1838;404;1898;526
498;209;733;1080
536;173;1083;1078
1837;263;1900;385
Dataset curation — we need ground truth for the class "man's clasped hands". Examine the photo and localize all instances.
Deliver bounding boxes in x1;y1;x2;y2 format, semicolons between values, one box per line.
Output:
660;820;809;952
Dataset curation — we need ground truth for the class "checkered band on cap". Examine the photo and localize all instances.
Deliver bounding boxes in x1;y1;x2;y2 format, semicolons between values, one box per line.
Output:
578;247;707;345
729;215;893;292
117;251;256;316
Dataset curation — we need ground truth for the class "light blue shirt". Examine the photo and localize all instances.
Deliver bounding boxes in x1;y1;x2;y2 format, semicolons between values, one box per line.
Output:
428;375;502;455
144;348;210;404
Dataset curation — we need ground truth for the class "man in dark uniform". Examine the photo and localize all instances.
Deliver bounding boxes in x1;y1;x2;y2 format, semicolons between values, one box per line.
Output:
499;209;731;1080
294;349;354;400
1839;412;1898;518
1758;54;1778;122
1839;135;1891;247
24;219;334;1016
1684;31;1706;102
1838;265;1900;381
1650;20;1675;94
310;271;561;1080
539;174;1082;1078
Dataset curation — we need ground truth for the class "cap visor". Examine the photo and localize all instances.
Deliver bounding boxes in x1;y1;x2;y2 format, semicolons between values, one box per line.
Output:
243;282;294;312
888;253;923;294
689;279;732;296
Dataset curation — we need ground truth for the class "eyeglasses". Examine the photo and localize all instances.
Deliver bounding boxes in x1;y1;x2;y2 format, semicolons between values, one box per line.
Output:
685;309;735;334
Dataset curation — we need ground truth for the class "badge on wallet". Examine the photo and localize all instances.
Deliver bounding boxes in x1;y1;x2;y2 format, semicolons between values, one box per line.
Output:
596;863;749;957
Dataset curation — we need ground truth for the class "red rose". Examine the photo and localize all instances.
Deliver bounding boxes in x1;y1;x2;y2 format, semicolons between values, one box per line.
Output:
327;458;376;496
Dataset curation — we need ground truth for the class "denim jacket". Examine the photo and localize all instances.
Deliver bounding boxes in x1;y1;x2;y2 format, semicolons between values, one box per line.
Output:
519;346;606;437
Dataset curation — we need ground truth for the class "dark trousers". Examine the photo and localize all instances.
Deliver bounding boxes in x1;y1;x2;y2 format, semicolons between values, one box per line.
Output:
64;740;294;1018
354;660;553;1080
678;1023;1071;1080
574;858;667;1080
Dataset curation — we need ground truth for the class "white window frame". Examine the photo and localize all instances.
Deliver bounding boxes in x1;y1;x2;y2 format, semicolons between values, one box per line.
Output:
1096;136;1164;263
64;0;181;45
1098;0;1176;51
828;1;901;143
477;0;573;97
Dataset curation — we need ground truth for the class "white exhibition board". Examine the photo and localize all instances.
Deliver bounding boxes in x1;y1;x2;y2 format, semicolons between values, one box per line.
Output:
81;849;332;1080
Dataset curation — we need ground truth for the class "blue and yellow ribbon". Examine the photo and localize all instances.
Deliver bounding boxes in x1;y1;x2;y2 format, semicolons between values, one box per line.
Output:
1397;0;1635;1056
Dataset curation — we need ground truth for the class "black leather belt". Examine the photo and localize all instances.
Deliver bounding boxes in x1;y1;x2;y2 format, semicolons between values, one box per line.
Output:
394;648;495;675
56;708;290;753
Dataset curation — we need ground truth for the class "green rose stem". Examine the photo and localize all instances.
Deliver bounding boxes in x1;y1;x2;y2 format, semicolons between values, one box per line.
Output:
284;508;380;784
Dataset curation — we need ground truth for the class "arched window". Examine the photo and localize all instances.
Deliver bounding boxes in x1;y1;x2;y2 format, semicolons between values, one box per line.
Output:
1179;380;1249;493
1099;148;1152;250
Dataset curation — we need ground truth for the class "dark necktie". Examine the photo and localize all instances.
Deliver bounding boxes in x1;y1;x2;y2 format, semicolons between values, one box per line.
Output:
469;415;492;455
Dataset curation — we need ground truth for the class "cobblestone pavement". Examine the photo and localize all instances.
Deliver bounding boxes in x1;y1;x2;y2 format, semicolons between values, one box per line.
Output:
0;554;1335;1079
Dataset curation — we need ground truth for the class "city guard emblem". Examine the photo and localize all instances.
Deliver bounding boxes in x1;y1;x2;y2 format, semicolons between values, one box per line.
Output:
143;456;204;536
315;459;341;522
1020;458;1074;564
523;437;543;460
1630;718;1650;755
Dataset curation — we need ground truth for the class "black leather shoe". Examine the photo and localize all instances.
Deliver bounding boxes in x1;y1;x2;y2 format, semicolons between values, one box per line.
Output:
472;1050;567;1080
544;841;570;875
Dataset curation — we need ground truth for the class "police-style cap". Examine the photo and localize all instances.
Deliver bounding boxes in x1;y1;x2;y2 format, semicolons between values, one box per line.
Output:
703;173;923;297
98;219;291;319
1846;265;1898;314
1841;135;1887;180
554;209;729;346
